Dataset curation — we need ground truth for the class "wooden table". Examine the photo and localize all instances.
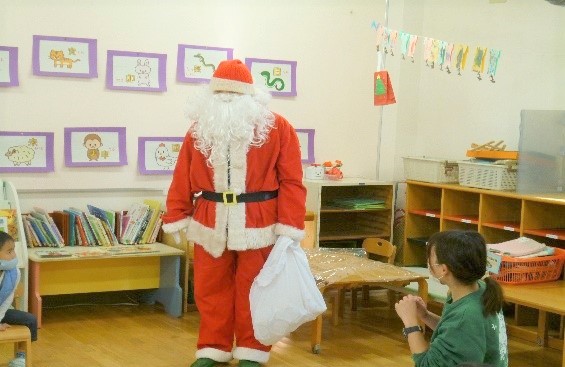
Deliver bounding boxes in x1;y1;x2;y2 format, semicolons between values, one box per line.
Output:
28;243;184;327
502;281;565;367
306;249;429;354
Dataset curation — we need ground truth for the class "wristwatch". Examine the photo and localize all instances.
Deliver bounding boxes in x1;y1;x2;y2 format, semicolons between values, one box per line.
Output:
402;325;423;338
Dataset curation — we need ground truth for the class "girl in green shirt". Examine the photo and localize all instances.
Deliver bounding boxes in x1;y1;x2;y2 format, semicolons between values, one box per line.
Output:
395;230;508;367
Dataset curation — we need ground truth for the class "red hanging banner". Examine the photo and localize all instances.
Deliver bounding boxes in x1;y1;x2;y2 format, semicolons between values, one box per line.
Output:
373;71;396;106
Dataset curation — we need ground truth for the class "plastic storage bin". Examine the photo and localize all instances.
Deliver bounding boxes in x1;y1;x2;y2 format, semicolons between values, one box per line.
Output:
489;248;565;284
403;157;459;183
458;160;518;191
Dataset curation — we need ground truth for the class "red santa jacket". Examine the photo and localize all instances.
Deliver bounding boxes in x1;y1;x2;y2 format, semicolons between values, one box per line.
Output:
162;113;306;258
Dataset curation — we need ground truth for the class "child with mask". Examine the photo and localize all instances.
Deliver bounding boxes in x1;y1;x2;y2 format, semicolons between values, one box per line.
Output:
0;231;38;367
394;230;508;367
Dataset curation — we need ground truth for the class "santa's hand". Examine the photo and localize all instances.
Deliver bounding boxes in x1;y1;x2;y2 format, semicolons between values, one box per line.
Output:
170;227;189;245
171;231;182;244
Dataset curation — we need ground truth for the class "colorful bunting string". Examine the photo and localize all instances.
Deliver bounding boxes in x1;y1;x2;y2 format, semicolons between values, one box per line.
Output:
372;21;501;82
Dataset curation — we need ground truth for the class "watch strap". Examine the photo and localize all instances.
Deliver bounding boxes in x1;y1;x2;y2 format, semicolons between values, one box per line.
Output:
402;325;423;338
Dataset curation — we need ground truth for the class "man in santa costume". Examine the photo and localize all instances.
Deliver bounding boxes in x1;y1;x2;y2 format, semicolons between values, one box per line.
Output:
162;59;306;367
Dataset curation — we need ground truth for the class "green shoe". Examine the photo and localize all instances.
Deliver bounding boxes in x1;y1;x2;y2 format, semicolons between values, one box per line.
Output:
190;358;218;367
238;360;261;367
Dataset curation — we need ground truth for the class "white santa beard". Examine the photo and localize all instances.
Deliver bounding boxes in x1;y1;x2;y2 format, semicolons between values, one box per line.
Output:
189;90;274;167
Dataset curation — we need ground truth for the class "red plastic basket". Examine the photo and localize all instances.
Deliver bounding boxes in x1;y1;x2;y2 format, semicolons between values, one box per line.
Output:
489;247;565;285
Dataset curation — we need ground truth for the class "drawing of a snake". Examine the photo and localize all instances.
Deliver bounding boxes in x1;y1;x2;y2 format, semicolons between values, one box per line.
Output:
260;71;285;91
194;53;216;72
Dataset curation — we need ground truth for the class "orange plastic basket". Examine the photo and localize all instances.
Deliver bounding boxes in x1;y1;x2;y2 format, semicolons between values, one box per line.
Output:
489;247;565;285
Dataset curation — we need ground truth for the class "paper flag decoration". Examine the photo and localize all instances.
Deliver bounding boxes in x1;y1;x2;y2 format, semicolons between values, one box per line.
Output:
473;46;488;80
444;43;455;74
487;49;501;83
453;44;469;75
407;35;418;62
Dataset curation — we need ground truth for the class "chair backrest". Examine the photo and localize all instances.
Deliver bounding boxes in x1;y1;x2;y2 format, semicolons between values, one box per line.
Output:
12;282;24;308
362;237;396;264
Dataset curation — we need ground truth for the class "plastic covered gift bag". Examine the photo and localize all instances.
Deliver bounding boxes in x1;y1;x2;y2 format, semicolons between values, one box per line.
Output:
250;236;327;345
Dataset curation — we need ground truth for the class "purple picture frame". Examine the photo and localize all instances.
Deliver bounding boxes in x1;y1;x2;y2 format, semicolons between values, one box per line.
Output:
138;137;183;175
0;131;54;173
106;50;167;92
0;46;19;87
64;127;127;167
295;129;315;164
245;58;297;97
177;44;233;83
32;35;97;78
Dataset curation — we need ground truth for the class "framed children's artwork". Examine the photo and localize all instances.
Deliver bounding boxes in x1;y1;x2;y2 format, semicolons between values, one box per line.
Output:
177;44;233;83
0;46;19;87
106;50;167;92
64;127;127;167
0;131;54;173
32;35;97;78
138;137;183;175
295;129;315;164
245;58;297;97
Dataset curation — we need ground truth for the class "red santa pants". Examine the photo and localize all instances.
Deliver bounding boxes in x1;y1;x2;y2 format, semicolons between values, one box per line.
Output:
193;243;273;362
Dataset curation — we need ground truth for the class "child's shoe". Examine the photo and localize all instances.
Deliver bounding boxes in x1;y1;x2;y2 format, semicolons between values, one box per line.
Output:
8;351;26;367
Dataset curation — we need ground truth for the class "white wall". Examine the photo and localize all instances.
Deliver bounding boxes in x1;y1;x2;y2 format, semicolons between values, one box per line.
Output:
391;0;565;181
1;0;564;212
0;0;387;211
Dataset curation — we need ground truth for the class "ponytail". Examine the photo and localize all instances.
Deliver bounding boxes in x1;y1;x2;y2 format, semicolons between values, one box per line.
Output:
482;277;504;316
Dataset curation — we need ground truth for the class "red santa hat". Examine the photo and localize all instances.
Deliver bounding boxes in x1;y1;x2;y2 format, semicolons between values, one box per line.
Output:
209;59;255;95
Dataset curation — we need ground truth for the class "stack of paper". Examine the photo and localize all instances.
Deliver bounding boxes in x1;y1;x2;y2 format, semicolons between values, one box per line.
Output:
330;198;386;210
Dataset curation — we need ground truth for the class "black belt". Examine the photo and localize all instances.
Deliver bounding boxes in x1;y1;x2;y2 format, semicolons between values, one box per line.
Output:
201;190;278;205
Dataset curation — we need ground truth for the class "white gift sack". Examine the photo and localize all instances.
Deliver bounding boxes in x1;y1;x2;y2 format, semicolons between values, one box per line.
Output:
250;235;327;345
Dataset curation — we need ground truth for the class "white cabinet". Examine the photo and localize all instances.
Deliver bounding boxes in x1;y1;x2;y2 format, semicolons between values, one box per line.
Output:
1;180;29;311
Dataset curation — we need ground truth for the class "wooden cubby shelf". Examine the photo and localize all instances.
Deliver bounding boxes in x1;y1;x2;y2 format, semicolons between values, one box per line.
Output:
305;178;394;248
404;180;565;265
403;180;565;353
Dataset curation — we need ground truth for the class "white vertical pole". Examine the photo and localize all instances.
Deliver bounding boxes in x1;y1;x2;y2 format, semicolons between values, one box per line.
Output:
375;0;390;180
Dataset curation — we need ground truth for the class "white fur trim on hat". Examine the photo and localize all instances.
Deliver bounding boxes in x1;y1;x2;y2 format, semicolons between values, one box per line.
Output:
233;347;270;364
195;347;233;363
209;77;255;95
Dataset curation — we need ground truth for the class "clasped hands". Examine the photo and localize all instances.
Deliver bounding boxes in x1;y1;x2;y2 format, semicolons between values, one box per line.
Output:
394;294;428;326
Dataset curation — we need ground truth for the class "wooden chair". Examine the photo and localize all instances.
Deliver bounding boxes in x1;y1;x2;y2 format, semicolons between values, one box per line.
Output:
351;237;397;311
0;283;32;366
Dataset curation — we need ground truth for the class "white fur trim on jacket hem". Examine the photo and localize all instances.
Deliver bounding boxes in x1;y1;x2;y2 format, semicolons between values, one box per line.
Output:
162;217;191;234
233;347;270;364
195;347;233;363
187;220;277;258
275;223;305;242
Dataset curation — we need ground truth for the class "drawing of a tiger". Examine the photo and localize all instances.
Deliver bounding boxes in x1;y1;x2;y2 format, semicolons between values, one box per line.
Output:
49;50;80;68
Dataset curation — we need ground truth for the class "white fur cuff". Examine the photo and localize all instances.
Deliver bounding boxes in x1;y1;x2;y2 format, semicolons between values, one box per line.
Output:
274;223;305;242
162;217;191;234
195;347;232;363
233;347;270;364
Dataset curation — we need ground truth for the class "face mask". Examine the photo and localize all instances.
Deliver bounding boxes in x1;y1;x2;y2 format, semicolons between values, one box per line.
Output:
431;273;445;284
0;257;18;271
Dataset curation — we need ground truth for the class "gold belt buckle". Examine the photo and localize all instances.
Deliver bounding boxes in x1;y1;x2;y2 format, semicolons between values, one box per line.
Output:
222;191;237;206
